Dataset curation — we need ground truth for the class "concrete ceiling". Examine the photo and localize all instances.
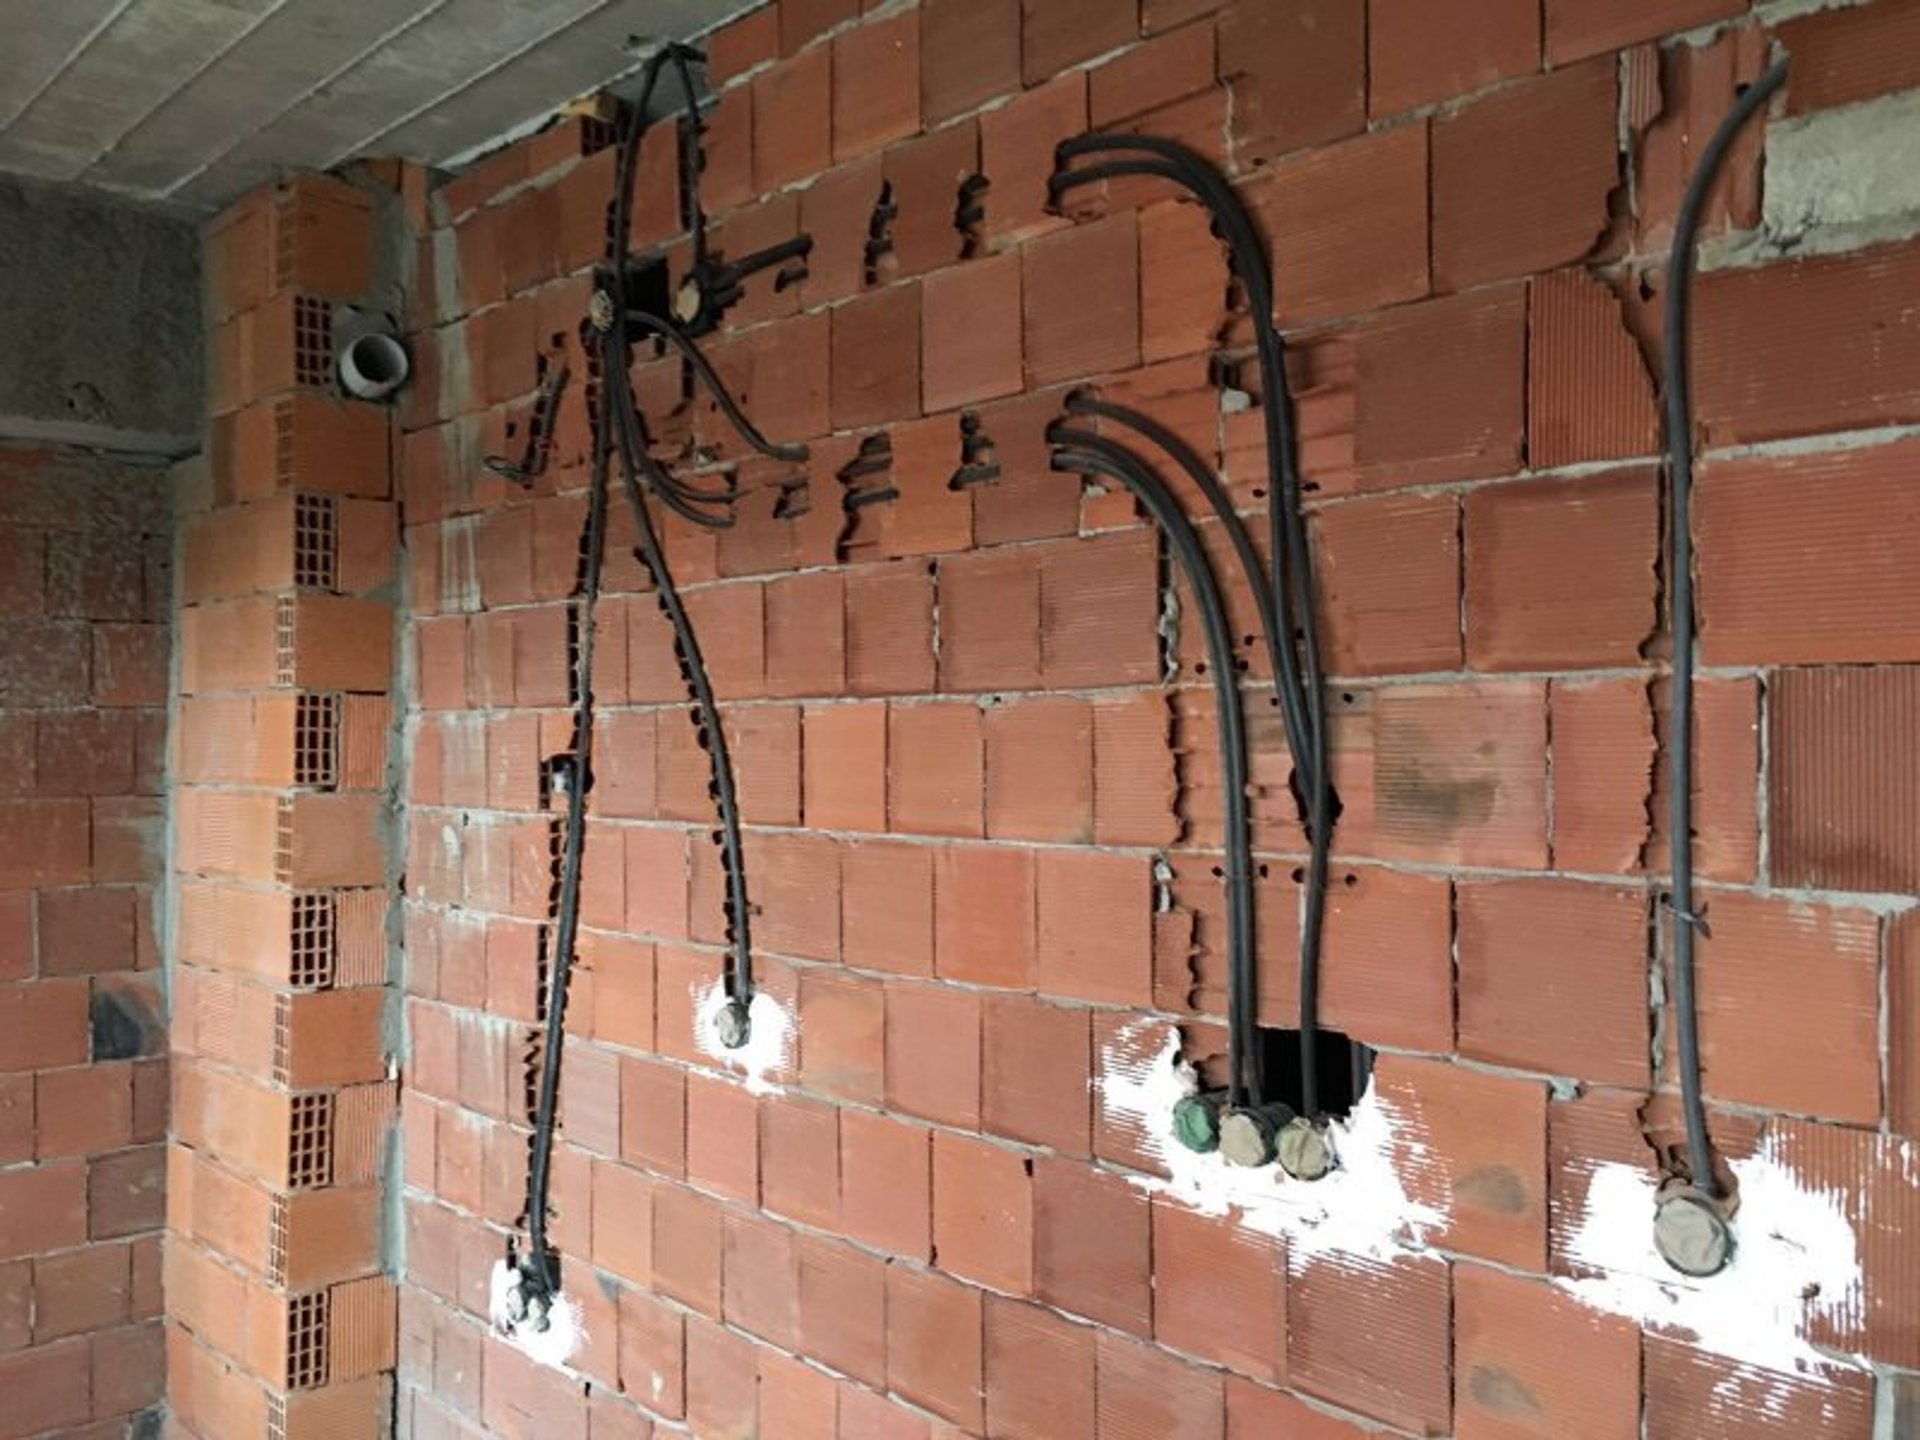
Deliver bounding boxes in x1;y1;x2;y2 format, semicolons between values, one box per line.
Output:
0;0;746;213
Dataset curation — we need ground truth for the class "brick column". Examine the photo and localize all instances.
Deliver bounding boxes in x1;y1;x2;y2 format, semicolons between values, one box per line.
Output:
167;174;399;1438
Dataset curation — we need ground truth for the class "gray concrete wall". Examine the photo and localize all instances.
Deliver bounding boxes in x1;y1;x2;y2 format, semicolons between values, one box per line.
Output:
0;176;202;456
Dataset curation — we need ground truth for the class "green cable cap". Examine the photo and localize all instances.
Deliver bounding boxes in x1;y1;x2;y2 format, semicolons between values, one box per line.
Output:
1172;1094;1221;1153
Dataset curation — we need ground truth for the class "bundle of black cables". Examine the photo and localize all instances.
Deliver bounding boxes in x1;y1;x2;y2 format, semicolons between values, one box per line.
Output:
1654;53;1789;1279
1051;137;1335;1167
507;42;808;1322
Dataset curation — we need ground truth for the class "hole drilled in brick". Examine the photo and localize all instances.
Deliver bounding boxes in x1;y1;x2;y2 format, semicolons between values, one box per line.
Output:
1257;1023;1371;1122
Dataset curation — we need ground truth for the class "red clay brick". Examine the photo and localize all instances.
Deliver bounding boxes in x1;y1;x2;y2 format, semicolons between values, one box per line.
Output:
1315;492;1462;676
1370;0;1538;115
801;969;886;1105
1695;243;1920;447
799;154;883;309
885;980;981;1130
889;702;984;838
1348;283;1525;492
1152;1200;1284;1382
1643;1329;1874;1439
1454;1264;1640;1440
936;546;1042;694
887;1263;984;1429
708;6;779;85
842;839;934;975
1529;268;1659;468
1244;122;1429;327
1375;1055;1548;1270
1628;26;1769;257
984;697;1094;844
1458;879;1649;1087
1220;0;1363;164
1024;0;1138;85
1023;213;1141;388
1549;677;1656;875
1343;680;1549;869
0;1160;86;1260
1039;530;1161;687
934;844;1037;991
0;978;90;1074
1091;18;1217;128
798;1234;886;1389
1768;666;1920;894
922;254;1024;415
765;571;846;699
840;1110;931;1260
781;0;859;53
1695;439;1920;665
986;1296;1097;1440
1289;1251;1451;1435
831;284;923;431
833;10;921;162
751;829;842;961
1464;469;1658;670
1545;0;1744;65
980;73;1090;245
1779;0;1920;116
1037;850;1153;1005
1096;1331;1225;1440
1432;59;1620;291
753;49;833;193
1690;893;1880;1125
803;701;888;833
0;1333;91;1435
982;993;1092;1157
884;119;978;282
921;0;1021;124
932;1130;1033;1294
651;1184;723;1317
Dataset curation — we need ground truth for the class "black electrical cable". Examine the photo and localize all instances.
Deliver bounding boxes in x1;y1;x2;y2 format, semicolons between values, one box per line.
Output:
607;331;758;1014
626;308;808;462
513;319;613;1316
511;41;735;1318
1665;55;1789;1200
1053;136;1335;1122
1049;426;1261;1111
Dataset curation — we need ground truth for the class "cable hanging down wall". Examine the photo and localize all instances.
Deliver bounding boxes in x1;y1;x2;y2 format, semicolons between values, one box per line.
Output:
1654;53;1790;1281
498;42;811;1333
1051;136;1337;1179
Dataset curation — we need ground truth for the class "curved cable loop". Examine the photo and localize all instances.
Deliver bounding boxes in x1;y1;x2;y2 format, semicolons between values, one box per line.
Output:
1049;427;1263;1111
607;328;757;1011
1053;138;1335;1119
626;308;810;462
1665;55;1790;1199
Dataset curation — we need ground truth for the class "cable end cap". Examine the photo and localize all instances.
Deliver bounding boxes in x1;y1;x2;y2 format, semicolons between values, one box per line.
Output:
1220;1103;1293;1168
1276;1117;1334;1182
1172;1092;1223;1154
716;998;752;1050
1654;1188;1734;1277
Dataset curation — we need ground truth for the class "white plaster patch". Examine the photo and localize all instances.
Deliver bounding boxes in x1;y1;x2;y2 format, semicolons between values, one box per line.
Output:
488;1258;586;1370
693;980;793;1095
1099;1017;1899;1391
1561;1130;1867;1382
1095;1020;1443;1263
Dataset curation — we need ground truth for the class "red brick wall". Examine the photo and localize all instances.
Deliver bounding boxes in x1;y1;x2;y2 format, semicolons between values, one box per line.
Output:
395;1;1920;1437
0;446;170;1435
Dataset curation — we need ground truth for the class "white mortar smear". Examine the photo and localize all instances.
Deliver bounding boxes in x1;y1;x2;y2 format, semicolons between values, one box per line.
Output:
1562;1133;1867;1387
1097;1020;1443;1263
488;1257;585;1370
1099;1017;1892;1388
694;980;793;1095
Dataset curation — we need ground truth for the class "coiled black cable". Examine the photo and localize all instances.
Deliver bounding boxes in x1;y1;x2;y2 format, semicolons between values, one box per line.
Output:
513;41;800;1313
514;304;613;1316
1664;55;1789;1199
1053;136;1334;1121
1049;426;1261;1112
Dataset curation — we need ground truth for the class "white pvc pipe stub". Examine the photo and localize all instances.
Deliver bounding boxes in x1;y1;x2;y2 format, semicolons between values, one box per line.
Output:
338;332;410;401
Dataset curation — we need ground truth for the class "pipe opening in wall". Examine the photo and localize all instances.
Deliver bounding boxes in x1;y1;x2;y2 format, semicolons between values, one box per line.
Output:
1259;1023;1370;1122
